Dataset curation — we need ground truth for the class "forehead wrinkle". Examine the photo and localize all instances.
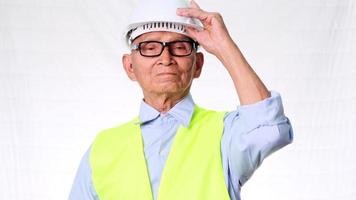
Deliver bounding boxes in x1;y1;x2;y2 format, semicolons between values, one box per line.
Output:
134;31;191;43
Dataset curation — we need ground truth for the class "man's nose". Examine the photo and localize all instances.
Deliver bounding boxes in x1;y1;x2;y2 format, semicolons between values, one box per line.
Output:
159;46;174;66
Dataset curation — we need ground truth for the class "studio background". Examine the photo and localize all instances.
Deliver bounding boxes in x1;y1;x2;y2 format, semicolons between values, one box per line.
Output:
0;0;355;199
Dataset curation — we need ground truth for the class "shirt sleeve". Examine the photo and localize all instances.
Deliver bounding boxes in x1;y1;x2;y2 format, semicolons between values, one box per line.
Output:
68;147;99;200
222;91;293;188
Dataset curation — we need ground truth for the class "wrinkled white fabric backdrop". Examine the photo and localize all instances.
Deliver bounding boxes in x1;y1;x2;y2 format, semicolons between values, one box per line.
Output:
1;0;355;199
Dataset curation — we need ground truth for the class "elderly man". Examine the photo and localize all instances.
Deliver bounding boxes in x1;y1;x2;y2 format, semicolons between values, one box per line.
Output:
69;0;293;199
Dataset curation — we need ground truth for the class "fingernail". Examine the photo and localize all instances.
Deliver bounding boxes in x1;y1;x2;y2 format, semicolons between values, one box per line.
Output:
176;8;184;14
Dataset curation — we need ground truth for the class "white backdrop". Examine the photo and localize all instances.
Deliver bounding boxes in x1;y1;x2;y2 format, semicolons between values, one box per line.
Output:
1;0;355;199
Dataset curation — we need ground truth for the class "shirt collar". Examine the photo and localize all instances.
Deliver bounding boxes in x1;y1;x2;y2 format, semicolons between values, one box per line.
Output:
138;93;195;127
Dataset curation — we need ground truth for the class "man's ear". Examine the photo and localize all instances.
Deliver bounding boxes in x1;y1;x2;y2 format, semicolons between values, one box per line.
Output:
193;52;204;78
122;54;137;81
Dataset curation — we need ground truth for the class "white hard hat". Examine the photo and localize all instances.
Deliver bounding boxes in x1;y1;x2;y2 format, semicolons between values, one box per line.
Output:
125;0;203;46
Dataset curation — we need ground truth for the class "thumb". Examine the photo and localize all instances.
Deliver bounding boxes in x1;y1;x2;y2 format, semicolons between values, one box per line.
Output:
185;26;200;42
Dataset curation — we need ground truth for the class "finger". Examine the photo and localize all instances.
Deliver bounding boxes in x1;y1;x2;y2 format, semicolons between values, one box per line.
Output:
190;0;201;9
176;7;209;22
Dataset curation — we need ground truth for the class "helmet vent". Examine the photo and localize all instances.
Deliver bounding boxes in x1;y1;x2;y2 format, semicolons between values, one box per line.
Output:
139;22;187;32
128;22;189;44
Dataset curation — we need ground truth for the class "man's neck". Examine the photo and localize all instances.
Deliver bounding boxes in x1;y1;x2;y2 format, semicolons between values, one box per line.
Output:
143;91;189;113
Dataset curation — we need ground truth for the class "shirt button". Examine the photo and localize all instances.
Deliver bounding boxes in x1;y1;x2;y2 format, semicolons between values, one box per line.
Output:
159;149;167;156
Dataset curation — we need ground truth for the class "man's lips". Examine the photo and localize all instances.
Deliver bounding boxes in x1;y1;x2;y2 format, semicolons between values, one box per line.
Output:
156;72;178;76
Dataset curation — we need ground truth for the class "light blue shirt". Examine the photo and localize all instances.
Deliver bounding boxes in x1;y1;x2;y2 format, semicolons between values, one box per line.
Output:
69;91;293;200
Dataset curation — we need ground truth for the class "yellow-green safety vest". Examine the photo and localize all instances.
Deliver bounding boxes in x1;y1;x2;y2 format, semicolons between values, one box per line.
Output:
89;106;230;200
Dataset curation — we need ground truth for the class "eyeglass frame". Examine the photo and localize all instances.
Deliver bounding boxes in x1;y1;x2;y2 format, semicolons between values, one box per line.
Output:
130;40;199;57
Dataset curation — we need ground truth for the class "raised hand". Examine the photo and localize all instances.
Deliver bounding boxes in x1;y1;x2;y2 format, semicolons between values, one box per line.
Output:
176;0;234;59
178;0;270;105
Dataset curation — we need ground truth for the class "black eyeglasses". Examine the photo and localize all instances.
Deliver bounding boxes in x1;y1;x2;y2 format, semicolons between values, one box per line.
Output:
131;40;199;57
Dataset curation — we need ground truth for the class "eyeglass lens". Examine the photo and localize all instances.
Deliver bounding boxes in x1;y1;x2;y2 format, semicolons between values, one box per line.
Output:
139;41;194;57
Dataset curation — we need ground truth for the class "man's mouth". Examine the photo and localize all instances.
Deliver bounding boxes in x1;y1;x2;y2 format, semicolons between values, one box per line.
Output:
156;72;177;76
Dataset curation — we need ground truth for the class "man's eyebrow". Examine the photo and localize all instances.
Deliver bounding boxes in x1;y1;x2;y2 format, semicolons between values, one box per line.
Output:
142;39;191;42
139;35;191;41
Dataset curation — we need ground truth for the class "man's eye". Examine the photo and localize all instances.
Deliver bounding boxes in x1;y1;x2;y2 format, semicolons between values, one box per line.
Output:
172;42;190;49
173;44;187;49
142;45;158;51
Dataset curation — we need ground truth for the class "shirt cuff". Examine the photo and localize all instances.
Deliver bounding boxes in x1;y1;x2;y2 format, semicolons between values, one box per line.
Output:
236;91;287;133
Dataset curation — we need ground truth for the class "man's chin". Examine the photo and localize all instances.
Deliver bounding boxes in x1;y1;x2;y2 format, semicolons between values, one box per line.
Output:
153;85;183;94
